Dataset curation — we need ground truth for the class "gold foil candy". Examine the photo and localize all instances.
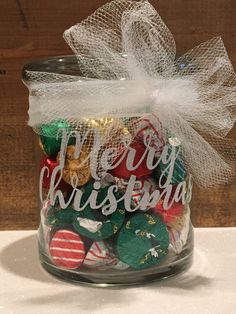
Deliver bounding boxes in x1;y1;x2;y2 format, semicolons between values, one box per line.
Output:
57;145;91;187
83;117;131;145
83;117;114;130
168;208;187;231
79;117;132;177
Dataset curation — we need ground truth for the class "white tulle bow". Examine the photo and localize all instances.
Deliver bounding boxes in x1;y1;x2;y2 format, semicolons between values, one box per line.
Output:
27;0;236;187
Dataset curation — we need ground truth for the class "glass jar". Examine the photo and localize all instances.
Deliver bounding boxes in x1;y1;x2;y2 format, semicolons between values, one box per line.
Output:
23;56;194;286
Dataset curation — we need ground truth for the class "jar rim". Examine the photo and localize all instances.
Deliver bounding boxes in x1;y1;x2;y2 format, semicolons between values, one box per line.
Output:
22;55;83;84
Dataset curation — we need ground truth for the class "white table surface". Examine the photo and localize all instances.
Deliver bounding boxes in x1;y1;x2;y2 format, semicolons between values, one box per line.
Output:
0;228;235;314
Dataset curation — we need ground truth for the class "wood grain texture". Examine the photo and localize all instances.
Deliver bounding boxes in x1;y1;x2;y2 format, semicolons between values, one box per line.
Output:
0;0;235;230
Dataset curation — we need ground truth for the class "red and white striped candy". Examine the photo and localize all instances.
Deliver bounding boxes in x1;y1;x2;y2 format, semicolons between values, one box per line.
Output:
49;229;85;269
83;241;117;270
168;207;190;254
131;178;157;208
168;228;183;254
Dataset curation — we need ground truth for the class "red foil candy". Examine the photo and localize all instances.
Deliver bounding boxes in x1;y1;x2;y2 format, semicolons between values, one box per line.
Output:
110;141;153;179
152;199;184;224
41;157;72;191
135;116;165;157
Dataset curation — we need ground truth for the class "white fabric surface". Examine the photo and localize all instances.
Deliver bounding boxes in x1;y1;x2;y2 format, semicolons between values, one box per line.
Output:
0;228;235;314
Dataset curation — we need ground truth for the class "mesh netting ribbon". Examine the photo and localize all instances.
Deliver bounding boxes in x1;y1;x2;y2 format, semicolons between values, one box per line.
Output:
27;0;236;187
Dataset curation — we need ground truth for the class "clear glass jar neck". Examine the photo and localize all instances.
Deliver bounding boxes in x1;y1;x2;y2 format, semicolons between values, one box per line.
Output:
22;55;83;86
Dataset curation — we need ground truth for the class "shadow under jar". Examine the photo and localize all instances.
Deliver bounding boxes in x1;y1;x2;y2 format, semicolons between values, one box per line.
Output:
23;55;194;286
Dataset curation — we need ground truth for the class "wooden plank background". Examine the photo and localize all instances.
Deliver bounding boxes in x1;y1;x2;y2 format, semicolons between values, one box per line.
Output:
0;0;235;230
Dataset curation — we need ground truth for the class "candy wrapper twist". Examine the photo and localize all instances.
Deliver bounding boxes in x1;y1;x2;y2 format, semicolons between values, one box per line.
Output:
27;0;236;188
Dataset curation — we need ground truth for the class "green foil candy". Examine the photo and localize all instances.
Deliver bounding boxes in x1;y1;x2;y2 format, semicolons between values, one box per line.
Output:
72;207;125;240
39;120;75;157
117;213;169;269
45;182;126;238
46;205;75;228
72;183;126;240
155;137;187;184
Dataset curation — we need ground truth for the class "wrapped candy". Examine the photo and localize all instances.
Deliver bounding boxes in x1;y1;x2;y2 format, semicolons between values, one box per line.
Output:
83;241;129;270
130;178;157;208
168;206;191;253
154;137;187;185
115;177;158;211
40;157;72;191
45;205;75;228
110;141;153;179
117;213;169;269
83;241;117;269
83;117;130;144
152;199;184;225
57;145;91;187
39;120;75;157
135;116;165;157
72;207;125;240
49;229;86;269
168;207;188;232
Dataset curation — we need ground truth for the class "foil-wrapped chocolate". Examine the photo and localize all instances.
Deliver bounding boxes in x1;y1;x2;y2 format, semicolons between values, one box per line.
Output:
39;120;75;157
155;137;187;184
57;145;91;186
